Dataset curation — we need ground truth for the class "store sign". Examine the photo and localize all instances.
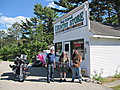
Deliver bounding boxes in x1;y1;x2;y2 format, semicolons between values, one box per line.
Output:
54;3;88;34
73;43;82;47
73;41;84;48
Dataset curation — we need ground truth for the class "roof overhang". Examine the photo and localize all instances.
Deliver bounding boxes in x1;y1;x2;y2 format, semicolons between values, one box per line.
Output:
93;35;120;39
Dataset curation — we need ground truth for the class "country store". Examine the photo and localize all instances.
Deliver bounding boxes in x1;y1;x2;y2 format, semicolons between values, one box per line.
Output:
53;1;120;77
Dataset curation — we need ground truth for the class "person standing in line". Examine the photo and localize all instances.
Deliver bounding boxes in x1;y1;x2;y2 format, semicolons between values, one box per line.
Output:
59;51;69;81
71;50;83;84
46;48;56;83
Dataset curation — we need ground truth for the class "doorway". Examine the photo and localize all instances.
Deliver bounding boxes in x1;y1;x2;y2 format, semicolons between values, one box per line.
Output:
63;42;71;61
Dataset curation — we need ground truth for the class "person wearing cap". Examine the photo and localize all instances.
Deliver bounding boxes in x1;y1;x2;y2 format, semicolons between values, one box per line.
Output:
46;48;56;83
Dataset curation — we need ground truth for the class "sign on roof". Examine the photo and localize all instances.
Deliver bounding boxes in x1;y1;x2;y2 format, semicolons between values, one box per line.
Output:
54;1;89;35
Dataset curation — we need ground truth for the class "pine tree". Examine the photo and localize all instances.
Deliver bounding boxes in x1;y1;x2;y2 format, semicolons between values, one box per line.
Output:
107;0;120;26
0;30;6;48
52;0;120;25
34;3;58;45
51;0;87;13
90;0;106;22
102;1;114;25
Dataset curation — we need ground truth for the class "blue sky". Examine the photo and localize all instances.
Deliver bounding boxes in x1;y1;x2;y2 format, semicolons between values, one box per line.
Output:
0;0;90;31
0;0;57;30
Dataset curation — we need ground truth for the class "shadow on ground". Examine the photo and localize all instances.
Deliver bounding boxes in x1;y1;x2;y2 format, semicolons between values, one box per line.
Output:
0;66;72;82
28;66;61;77
1;72;16;81
26;66;72;82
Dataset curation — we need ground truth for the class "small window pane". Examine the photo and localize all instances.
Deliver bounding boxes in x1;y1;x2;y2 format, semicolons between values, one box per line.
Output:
65;44;69;51
55;42;62;56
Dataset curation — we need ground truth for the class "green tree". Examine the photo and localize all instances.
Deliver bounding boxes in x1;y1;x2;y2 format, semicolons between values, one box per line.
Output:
107;0;120;25
11;22;22;40
0;4;58;62
51;0;87;13
103;1;114;24
34;3;58;45
3;34;16;46
0;30;6;49
90;0;106;22
8;22;22;45
104;15;118;25
0;44;20;61
51;0;105;22
52;0;120;25
20;17;49;62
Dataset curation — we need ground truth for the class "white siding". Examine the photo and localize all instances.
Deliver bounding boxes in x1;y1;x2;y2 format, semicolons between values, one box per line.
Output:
54;26;89;43
90;38;120;77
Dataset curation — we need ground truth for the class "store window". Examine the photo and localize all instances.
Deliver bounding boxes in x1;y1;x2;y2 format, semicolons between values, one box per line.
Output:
55;42;62;56
71;39;84;60
65;44;69;51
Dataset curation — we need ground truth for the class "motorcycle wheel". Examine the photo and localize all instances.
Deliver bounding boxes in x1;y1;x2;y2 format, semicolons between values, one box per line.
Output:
19;74;25;82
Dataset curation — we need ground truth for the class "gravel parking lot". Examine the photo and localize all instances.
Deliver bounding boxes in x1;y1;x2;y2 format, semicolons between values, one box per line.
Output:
0;61;113;90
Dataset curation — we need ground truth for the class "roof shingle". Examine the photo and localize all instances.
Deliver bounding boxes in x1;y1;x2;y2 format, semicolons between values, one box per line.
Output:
90;21;120;37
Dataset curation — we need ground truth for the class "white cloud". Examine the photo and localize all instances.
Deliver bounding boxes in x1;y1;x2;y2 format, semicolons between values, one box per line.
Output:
0;16;30;28
47;2;65;10
59;6;65;10
0;29;8;33
6;25;12;28
0;12;2;15
47;2;57;8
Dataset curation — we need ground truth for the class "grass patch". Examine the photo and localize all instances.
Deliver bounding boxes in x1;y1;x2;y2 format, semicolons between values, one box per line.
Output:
102;77;119;84
0;59;3;61
113;74;120;78
101;74;120;84
0;59;13;62
111;85;120;90
8;59;14;62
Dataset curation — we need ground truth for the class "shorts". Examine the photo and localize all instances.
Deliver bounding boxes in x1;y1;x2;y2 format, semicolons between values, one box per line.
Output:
59;64;68;72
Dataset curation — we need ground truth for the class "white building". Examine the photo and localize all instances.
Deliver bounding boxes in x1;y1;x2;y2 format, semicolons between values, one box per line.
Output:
53;1;120;77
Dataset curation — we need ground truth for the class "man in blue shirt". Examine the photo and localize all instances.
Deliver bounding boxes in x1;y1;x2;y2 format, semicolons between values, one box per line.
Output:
46;48;56;83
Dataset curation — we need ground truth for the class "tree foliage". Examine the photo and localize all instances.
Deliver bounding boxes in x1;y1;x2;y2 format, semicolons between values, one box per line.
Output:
0;44;20;61
0;4;57;62
51;0;120;26
0;30;6;49
34;4;58;45
51;0;87;13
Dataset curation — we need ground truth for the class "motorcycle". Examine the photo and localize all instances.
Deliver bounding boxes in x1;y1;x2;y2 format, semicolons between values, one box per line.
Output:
9;55;29;82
